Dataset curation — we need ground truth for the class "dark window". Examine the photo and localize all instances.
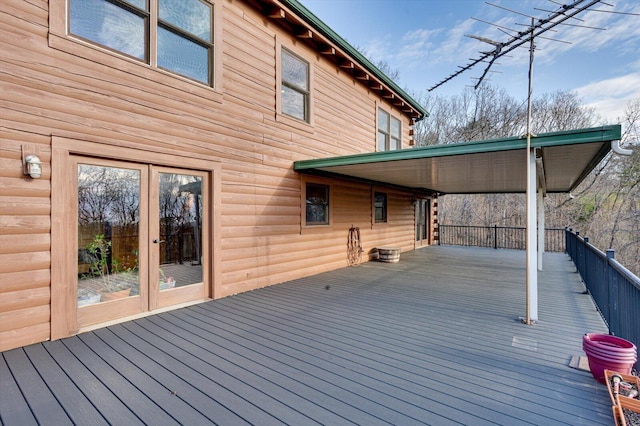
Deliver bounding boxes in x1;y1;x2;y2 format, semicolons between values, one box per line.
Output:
282;49;310;121
374;192;387;223
69;0;214;85
306;183;329;225
377;108;401;151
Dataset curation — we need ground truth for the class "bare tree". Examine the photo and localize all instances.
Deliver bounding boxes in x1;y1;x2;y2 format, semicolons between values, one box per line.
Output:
553;99;640;275
351;44;401;83
413;84;527;147
426;86;639;275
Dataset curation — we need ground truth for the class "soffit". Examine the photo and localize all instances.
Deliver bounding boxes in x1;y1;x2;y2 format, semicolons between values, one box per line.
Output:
294;126;621;194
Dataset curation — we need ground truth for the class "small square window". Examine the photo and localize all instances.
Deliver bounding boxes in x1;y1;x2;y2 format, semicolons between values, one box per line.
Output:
374;192;387;223
306;183;329;225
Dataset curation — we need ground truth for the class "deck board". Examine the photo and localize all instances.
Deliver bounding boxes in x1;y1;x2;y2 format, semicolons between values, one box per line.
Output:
1;247;615;425
2;349;71;425
74;332;210;425
22;344;109;426
0;354;38;426
93;324;251;425
166;306;440;425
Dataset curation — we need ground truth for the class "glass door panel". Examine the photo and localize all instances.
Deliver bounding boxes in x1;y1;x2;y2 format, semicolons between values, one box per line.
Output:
75;158;149;327
415;199;430;246
74;160;207;327
151;167;207;309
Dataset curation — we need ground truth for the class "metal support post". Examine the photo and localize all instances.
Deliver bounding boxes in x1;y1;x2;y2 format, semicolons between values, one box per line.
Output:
537;190;544;270
524;18;538;324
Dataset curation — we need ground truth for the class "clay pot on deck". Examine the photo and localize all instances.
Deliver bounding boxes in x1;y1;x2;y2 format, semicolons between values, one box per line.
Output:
583;333;637;384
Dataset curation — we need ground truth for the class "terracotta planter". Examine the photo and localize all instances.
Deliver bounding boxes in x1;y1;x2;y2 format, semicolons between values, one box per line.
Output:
100;288;131;302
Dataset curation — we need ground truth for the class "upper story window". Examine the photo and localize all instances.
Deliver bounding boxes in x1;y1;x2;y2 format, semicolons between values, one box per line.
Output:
281;48;310;122
377;108;401;151
69;0;214;86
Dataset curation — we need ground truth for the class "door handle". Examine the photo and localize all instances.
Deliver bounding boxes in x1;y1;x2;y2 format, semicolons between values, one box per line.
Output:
153;239;166;244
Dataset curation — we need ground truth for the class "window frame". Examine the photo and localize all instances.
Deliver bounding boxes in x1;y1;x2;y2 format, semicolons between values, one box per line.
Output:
280;47;310;122
377;107;402;151
68;0;151;62
155;0;215;85
373;191;388;224
53;0;221;91
304;181;330;226
276;40;314;129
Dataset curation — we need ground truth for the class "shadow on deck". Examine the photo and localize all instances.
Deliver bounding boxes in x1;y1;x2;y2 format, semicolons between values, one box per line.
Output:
1;246;613;425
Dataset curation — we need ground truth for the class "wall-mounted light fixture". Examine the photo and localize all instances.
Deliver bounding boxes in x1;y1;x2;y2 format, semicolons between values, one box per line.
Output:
24;154;42;179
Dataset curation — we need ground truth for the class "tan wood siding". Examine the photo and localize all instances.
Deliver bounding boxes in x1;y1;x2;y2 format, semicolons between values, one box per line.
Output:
0;0;427;350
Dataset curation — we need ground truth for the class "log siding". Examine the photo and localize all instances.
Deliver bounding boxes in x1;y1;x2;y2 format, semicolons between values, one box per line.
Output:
0;0;434;350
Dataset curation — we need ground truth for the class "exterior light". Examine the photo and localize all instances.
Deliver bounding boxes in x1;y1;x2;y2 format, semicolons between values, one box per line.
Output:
25;154;42;179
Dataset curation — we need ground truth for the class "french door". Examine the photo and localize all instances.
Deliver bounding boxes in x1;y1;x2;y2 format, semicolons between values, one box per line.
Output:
415;199;431;247
74;157;208;328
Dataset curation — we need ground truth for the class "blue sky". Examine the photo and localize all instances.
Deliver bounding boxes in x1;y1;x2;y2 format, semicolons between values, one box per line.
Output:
299;0;640;123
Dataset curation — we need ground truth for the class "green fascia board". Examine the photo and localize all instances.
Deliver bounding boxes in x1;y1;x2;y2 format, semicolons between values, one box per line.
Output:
294;125;621;170
281;0;429;120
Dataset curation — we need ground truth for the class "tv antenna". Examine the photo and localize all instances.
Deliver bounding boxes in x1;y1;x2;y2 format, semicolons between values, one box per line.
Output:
427;0;621;92
426;0;631;326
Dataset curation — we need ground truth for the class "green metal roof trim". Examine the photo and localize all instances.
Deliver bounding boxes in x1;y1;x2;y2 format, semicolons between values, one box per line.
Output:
294;125;621;169
281;0;429;120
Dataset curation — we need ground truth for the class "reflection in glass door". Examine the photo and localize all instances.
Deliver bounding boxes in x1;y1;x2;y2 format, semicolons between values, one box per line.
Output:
75;159;148;326
75;159;207;327
151;168;207;310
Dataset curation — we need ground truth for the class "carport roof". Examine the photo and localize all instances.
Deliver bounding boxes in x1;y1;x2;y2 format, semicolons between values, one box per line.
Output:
294;125;622;194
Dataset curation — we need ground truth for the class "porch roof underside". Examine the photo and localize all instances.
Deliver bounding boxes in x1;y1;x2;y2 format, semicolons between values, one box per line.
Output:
294;125;622;194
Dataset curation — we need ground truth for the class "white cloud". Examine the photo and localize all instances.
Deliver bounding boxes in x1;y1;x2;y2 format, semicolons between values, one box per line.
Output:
361;35;393;63
435;18;478;62
397;28;441;62
574;73;640;123
534;2;640;65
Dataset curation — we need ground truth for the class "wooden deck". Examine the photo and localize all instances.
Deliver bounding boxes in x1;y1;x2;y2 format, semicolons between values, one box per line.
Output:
1;246;614;425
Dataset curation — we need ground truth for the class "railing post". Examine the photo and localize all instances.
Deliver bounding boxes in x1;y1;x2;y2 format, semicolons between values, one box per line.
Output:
583;237;589;288
606;249;618;336
494;225;498;249
575;231;581;274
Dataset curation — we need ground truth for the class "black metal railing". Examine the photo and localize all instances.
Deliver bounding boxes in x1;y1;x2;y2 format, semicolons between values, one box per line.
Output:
438;225;565;252
566;228;640;372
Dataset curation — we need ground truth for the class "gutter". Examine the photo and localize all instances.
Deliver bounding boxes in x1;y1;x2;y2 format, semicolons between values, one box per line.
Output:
611;140;633;156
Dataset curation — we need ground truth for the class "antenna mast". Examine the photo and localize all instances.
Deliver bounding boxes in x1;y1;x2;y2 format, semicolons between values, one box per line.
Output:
427;0;612;325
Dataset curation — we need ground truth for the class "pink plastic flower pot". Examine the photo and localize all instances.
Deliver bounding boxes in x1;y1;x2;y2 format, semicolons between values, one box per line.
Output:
583;334;637;384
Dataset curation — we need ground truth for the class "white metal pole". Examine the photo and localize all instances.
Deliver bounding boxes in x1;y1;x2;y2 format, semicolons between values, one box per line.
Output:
537;191;545;271
525;19;538;324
